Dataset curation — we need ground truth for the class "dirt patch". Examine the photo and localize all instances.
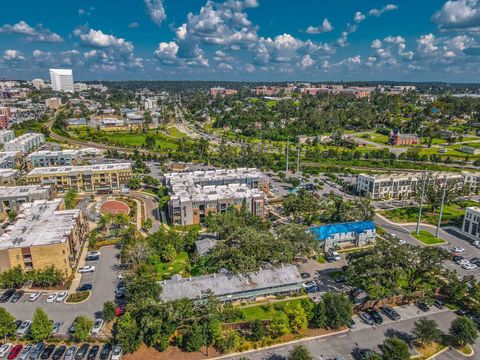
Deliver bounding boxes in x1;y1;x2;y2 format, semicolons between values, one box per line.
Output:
100;200;130;215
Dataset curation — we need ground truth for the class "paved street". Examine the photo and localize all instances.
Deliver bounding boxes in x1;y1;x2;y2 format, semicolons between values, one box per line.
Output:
223;307;458;360
1;246;121;334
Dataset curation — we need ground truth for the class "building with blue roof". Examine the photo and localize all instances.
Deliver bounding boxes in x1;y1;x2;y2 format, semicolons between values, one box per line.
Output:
309;221;377;250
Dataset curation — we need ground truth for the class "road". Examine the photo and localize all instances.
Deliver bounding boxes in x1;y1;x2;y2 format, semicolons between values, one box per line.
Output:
131;191;161;233
223;306;458;360
1;246;121;334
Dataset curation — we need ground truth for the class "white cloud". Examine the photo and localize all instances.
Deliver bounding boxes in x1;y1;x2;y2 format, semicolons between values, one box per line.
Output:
154;41;179;60
433;0;480;32
299;54;314;68
3;50;25;61
0;21;62;43
32;50;54;63
369;4;398;17
74;28;134;53
144;0;167;26
305;19;333;34
128;22;139;29
354;11;366;23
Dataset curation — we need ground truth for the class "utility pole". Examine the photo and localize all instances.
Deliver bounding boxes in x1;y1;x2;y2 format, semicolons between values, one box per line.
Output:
416;171;428;235
296;145;300;173
286;140;289;172
435;181;447;238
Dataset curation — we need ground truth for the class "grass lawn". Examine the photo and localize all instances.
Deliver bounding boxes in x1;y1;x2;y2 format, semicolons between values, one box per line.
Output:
66;291;90;303
239;298;305;321
413;341;447;360
155;251;191;280
327;270;345;280
166;126;186;138
367;133;389;144
410;230;446;245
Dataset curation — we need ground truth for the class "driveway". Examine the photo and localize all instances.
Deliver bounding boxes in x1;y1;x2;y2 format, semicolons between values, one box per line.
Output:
1;246;121;334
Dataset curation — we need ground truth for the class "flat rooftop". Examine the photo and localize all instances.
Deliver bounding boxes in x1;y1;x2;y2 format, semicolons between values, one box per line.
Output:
171;183;265;203
0;169;18;177
0;198;80;249
358;172;465;180
165;168;268;185
27;149;80;158
27;162;132;176
0;185;52;198
6;133;43;144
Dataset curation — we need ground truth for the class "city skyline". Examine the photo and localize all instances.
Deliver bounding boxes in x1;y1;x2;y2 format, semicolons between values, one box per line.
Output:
1;0;480;82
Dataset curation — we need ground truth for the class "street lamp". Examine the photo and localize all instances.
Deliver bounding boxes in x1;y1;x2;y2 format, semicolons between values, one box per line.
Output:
435;179;447;239
416;170;428;235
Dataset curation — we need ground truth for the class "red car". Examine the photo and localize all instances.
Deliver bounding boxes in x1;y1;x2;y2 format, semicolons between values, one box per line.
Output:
7;345;23;360
115;306;126;316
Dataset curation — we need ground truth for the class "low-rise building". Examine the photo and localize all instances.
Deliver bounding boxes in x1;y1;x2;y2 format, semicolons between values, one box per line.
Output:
309;221;377;250
0;185;53;214
460;146;480;155
0;198;86;276
25;163;133;192
210;87;238;96
388;131;419;146
0;130;15;144
0;169;19;184
0;151;22;169
462;207;480;240
26;149;81;169
160;265;303;303
4;133;45;154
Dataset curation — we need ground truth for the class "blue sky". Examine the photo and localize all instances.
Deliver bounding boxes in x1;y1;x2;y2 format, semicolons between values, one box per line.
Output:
1;0;480;82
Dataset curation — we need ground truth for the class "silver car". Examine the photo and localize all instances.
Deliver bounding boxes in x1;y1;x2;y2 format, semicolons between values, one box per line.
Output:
18;344;33;360
16;320;31;336
64;346;77;360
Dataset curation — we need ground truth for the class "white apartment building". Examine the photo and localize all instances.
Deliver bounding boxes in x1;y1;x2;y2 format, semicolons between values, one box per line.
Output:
356;172;465;200
0;152;21;169
31;79;45;90
463;207;480;240
26;149;81;169
0;130;15;144
49;69;74;93
4;133;45;154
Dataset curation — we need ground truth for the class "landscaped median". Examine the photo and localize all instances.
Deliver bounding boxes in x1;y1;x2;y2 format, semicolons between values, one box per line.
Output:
410;230;447;246
65;291;91;304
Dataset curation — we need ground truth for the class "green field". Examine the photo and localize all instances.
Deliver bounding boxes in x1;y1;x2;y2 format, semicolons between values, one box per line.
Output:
239;298;306;321
410;230;446;245
154;251;191;280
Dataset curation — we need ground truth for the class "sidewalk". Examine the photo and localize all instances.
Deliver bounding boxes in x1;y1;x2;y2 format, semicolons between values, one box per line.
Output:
69;240;89;294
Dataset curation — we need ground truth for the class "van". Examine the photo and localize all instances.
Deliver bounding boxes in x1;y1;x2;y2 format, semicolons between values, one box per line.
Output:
326;250;341;262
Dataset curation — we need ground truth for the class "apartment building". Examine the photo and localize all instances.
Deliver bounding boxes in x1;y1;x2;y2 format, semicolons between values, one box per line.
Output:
0;198;86;276
45;97;62;110
388;132;420;146
26;149;81;169
309;221;377;250
0;130;15;144
49;69;74;93
25;163;133;192
0;185;54;214
0;151;22;169
165;168;269;226
4;133;45;154
356;172;465;200
0;169;20;184
462;207;480;240
210;87;238;96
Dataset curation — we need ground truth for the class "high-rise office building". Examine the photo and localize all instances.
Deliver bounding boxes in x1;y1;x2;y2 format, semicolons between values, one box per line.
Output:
49;69;74;92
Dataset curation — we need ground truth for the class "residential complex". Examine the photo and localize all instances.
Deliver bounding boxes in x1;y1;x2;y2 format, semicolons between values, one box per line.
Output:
388;132;420;146
45;97;62;110
26;149;81;169
210;87;238;96
0;198;86;276
49;69;74;93
0;185;54;214
309;221;377;250
165;168;269;226
0;169;19;184
31;79;45;90
0;130;15;144
4;133;45;154
462;207;480;240
26;163;133;192
160;265;303;303
0;151;22;169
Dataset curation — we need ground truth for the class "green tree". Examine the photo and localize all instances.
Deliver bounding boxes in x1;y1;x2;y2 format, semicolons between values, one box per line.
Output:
103;301;116;322
269;311;290;338
182;322;205;352
114;312;141;353
248;320;265;341
30;308;53;342
323;293;352;329
287;345;313;360
412;318;442;345
286;304;308;333
380;337;410;360
64;190;77;209
0;308;16;339
205;319;222;347
126;271;162;308
449;317;479;346
0;266;25;288
143;218;153;231
311;301;327;328
128;177;142;190
72;316;93;342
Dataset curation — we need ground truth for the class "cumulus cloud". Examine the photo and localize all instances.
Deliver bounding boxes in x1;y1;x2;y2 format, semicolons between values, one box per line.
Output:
0;21;62;43
74;28;134;53
3;50;25;61
369;4;398;17
144;0;166;26
128;22;139;29
433;0;480;32
299;54;314;68
32;50;54;63
305;19;333;34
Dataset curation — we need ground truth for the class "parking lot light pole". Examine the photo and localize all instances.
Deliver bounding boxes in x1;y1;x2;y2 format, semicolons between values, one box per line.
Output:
416;171;428;235
435;182;447;238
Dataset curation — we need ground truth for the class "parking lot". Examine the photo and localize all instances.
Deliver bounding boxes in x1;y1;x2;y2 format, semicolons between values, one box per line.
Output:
0;246;122;335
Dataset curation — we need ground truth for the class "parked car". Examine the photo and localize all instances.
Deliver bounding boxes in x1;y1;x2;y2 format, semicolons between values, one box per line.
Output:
18;345;33;360
10;290;24;303
110;345;122;360
300;272;310;279
16;320;31;336
28;292;42;302
0;344;13;358
77;284;93;292
99;344;111;360
456;308;471;316
28;343;45;360
115;306;126;317
380;306;401;321
326;250;341;262
347;319;357;329
74;344;89;360
87;251;101;258
56;291;68;303
52;346;66;360
91;319;104;335
64;347;77;360
86;346;99;360
8;345;24;360
51;321;63;335
366;308;383;325
453;255;464;262
417;302;430;312
40;345;55;360
473;240;480;248
115;289;125;299
354;349;378;360
78;266;95;273
451;246;465;253
358;311;374;325
0;289;16;303
463;262;478;270
434;299;445;309
46;293;58;303
456;259;470;266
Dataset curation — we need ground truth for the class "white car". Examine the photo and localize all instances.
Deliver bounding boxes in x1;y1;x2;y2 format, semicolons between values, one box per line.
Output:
87;251;101;257
78;266;95;273
451;247;465;253
398;239;406;245
457;259;471;266
56;291;68;303
16;320;31;336
46;292;58;303
28;292;41;302
463;262;478;270
51;321;63;335
111;345;122;360
473;240;480;248
91;319;104;335
0;344;12;358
